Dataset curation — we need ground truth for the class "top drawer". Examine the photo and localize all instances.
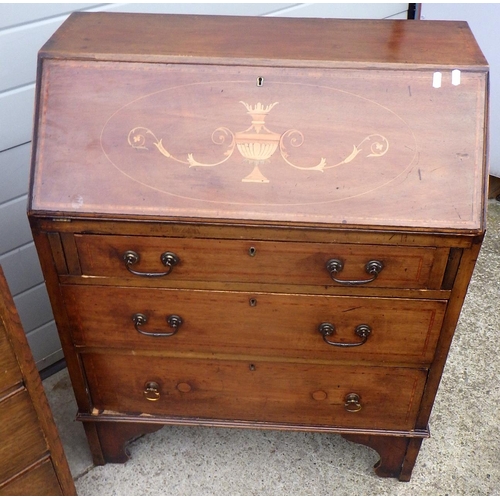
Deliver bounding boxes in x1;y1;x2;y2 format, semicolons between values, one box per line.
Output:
74;234;448;290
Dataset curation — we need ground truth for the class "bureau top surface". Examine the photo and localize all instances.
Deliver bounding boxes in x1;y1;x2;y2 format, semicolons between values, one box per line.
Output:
30;13;489;232
40;12;487;69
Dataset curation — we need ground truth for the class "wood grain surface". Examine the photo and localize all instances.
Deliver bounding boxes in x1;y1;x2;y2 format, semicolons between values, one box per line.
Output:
31;18;489;231
27;13;489;481
0;389;48;485
0;266;76;494
40;13;487;69
63;285;445;364
74;234;446;289
82;352;427;431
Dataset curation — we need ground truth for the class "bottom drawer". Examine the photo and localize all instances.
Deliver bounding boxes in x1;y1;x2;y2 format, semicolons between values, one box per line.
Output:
83;353;427;431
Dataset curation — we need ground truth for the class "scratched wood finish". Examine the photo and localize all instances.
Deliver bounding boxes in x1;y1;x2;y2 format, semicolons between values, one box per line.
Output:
63;285;446;365
28;13;489;481
82;352;427;431
75;234;446;290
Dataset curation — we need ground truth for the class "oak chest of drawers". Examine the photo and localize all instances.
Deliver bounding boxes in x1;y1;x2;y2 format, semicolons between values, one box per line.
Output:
29;13;489;481
0;266;75;495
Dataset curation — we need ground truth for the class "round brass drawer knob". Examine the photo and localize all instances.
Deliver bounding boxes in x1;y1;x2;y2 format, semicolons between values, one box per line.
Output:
177;382;192;393
144;381;161;401
344;392;362;412
312;390;328;401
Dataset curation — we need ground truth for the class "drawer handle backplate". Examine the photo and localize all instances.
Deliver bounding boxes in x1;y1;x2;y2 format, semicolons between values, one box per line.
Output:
132;313;183;337
123;250;179;277
319;323;371;347
326;258;383;285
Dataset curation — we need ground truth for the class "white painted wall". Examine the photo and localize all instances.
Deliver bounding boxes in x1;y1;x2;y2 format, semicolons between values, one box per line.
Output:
0;3;409;371
420;3;499;178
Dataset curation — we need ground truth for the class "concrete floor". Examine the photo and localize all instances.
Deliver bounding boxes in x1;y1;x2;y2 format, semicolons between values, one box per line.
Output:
43;200;500;495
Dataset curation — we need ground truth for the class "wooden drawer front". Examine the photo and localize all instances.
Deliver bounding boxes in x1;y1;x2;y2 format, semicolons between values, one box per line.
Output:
74;234;446;290
0;324;22;393
64;285;445;364
83;353;427;431
0;458;62;496
0;389;48;485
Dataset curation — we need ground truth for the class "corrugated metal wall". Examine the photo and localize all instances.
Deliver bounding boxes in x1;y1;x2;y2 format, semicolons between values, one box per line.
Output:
0;3;409;371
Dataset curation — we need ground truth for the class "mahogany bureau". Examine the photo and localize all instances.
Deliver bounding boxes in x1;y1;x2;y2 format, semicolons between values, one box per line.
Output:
29;13;489;481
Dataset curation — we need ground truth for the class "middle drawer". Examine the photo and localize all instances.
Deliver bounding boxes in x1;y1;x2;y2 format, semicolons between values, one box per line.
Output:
62;285;445;364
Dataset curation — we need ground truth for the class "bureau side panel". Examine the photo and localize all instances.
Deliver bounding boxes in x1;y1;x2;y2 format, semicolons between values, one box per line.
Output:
415;237;483;428
28;227;92;412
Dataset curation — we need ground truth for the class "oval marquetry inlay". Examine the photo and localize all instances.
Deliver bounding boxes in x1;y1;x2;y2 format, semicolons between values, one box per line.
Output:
100;70;417;219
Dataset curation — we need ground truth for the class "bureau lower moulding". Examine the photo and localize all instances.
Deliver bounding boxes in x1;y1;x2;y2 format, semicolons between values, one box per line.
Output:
29;13;488;481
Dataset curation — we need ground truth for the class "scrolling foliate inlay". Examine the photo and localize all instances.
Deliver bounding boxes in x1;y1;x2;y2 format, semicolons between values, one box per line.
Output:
127;101;389;184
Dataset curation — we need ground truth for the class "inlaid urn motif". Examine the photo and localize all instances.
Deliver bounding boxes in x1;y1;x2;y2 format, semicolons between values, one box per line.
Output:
128;100;389;184
235;102;281;183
